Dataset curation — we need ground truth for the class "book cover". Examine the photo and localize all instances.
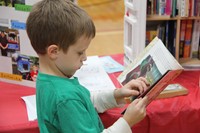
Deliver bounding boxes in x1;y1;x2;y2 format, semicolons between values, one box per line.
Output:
118;37;183;113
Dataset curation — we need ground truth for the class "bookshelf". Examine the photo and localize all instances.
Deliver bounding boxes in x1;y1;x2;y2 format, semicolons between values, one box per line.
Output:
124;0;200;67
147;16;200;61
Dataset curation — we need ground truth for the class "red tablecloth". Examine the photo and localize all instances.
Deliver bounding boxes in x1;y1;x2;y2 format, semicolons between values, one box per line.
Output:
0;53;200;133
101;54;200;133
0;82;38;133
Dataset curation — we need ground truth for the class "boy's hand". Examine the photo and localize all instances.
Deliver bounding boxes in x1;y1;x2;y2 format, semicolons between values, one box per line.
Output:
123;96;148;127
114;77;149;104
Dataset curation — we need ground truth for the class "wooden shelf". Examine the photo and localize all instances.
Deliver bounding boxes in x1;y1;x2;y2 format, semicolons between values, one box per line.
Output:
147;15;173;21
179;16;200;20
147;15;200;21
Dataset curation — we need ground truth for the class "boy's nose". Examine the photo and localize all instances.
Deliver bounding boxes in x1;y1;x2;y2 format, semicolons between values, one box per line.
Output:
82;53;87;61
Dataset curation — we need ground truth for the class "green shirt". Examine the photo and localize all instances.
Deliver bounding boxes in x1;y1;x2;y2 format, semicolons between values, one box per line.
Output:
36;72;104;133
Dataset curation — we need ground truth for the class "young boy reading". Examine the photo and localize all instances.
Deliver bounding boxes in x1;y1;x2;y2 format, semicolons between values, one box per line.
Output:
26;0;149;132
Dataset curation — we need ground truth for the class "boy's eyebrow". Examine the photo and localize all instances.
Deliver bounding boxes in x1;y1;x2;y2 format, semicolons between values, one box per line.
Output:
79;47;88;51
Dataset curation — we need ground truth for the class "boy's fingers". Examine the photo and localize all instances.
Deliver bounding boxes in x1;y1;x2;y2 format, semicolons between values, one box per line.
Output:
138;77;150;85
137;96;148;108
131;98;140;104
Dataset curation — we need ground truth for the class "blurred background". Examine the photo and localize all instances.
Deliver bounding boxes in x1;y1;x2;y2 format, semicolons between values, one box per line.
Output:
78;0;125;56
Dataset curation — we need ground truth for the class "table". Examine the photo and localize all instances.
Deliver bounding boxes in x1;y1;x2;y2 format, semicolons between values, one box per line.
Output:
0;54;200;133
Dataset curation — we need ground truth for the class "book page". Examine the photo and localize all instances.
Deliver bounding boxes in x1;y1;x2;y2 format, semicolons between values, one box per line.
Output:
118;37;183;86
21;95;37;121
149;39;183;74
99;56;124;73
74;56;116;92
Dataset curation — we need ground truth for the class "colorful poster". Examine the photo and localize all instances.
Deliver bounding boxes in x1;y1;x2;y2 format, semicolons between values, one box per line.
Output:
0;0;39;87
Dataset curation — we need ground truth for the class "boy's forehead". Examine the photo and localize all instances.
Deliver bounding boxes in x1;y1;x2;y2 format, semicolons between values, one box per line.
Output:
71;37;91;50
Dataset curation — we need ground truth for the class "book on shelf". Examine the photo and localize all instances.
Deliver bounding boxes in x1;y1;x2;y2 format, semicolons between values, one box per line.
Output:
118;37;184;114
190;19;200;58
146;30;157;45
183;19;193;58
146;0;200;18
179;20;187;58
167;20;176;56
165;0;172;16
199;39;200;59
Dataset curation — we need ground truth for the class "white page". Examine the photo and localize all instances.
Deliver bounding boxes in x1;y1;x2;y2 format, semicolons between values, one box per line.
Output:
147;39;183;74
21;95;37;121
74;56;116;92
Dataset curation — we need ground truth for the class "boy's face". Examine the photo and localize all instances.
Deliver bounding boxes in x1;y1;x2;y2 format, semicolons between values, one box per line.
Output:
55;35;92;77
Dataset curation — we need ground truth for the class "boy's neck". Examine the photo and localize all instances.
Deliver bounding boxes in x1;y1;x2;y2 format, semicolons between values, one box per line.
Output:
38;55;68;78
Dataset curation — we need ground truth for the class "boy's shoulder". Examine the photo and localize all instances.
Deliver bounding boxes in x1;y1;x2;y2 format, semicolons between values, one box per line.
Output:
37;73;89;99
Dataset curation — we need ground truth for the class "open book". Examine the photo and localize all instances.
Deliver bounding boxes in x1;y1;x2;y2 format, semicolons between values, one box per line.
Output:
118;37;184;112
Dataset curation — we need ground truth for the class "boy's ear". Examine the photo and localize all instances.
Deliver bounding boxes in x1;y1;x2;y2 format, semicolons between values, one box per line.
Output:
47;45;59;60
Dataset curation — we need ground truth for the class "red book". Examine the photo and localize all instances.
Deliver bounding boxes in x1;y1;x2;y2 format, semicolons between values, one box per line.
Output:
165;0;172;15
183;20;193;58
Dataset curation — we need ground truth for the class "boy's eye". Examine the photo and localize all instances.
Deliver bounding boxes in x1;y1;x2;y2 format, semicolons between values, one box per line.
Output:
78;52;84;55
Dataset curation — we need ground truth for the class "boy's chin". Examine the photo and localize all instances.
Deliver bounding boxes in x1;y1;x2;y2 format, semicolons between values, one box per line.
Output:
67;71;76;78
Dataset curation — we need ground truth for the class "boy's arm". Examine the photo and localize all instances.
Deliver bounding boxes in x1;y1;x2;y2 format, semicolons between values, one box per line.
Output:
90;89;124;113
90;76;147;113
102;117;132;133
91;90;132;133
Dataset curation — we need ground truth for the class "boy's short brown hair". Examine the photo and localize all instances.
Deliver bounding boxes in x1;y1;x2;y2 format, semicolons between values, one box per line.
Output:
26;0;95;55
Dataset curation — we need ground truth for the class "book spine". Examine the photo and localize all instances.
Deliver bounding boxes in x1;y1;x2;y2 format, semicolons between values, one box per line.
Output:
151;0;154;15
165;21;169;48
150;30;158;41
146;31;151;46
198;36;200;59
167;21;175;55
147;0;152;15
191;0;195;16
159;0;166;15
179;20;187;58
185;0;190;16
183;19;193;58
172;0;177;17
173;22;177;56
188;0;193;16
180;0;187;17
194;0;199;16
190;20;200;58
165;0;171;15
198;0;200;16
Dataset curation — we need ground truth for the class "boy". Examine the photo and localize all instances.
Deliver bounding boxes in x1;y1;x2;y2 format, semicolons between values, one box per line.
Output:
26;0;149;132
